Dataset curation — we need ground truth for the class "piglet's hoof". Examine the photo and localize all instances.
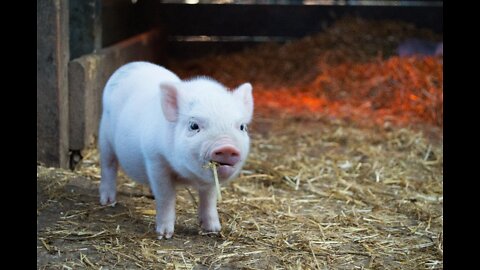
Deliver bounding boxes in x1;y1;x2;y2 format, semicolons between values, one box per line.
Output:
156;224;174;239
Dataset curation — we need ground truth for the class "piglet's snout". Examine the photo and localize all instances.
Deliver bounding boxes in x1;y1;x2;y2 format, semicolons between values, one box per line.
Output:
210;145;241;166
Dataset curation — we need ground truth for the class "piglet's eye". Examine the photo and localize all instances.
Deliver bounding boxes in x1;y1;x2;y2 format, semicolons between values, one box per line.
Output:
240;124;248;132
189;122;200;132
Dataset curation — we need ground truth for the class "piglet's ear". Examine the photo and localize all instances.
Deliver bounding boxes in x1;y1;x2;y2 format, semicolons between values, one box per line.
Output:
233;82;254;122
160;82;179;122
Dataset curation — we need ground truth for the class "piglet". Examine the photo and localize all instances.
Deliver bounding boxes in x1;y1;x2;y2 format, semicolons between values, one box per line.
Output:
98;62;253;239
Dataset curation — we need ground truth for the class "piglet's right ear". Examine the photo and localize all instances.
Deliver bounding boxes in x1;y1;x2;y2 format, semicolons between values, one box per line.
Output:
160;82;179;122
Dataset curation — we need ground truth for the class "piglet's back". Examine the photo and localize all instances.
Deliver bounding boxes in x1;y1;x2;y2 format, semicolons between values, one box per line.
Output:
102;61;181;117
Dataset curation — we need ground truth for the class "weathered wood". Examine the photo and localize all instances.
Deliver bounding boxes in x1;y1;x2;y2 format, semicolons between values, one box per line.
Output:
68;57;101;150
68;29;164;151
37;0;70;168
69;0;102;59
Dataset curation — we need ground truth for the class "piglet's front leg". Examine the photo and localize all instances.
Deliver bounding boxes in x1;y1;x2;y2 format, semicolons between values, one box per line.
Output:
198;185;221;233
146;162;177;239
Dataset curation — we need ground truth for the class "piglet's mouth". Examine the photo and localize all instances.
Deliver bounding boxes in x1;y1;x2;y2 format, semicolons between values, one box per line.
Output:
207;161;237;179
215;161;234;166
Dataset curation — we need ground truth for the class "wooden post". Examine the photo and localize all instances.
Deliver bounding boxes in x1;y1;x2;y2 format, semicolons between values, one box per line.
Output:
68;56;101;151
37;0;70;168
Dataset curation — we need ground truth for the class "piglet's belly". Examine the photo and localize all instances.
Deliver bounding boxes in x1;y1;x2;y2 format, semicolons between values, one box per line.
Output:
115;146;150;185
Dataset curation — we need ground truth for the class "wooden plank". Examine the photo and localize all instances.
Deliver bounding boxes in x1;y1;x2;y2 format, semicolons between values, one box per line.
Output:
68;57;101;150
68;29;165;151
37;0;70;168
166;40;261;59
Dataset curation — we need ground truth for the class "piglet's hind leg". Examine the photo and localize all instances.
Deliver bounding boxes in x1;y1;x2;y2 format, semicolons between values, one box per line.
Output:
99;139;118;206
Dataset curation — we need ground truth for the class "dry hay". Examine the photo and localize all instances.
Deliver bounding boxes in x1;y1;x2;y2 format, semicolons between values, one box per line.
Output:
37;117;443;269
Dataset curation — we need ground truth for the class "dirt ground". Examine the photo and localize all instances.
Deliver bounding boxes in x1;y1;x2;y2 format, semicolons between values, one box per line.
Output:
37;117;442;269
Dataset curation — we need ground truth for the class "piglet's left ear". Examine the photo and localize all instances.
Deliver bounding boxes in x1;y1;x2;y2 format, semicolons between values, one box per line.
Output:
233;83;254;122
